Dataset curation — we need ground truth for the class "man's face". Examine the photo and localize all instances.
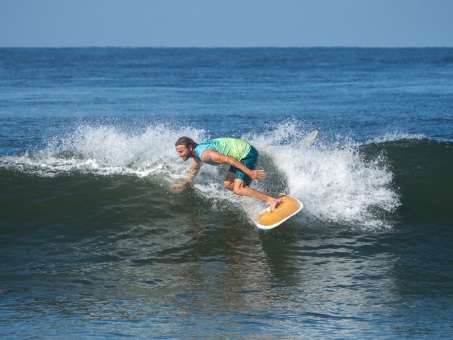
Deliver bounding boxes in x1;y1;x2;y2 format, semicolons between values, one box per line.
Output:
175;144;192;161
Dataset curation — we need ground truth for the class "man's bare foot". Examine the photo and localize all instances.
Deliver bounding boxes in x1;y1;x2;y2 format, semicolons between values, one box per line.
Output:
269;198;282;212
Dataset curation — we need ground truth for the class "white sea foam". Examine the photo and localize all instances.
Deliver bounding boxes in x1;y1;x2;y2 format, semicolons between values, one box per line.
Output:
1;121;401;229
2;124;208;179
365;132;426;144
246;123;401;229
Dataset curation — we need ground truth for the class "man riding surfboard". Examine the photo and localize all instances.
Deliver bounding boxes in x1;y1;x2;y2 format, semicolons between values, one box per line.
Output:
172;137;282;211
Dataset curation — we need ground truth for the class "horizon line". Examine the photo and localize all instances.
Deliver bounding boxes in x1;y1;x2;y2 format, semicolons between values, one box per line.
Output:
1;45;452;49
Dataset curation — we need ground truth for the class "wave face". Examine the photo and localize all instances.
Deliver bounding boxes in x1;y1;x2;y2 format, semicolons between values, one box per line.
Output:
3;121;449;231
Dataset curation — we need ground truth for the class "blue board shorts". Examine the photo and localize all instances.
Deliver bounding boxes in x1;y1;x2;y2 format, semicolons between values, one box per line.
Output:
228;146;258;186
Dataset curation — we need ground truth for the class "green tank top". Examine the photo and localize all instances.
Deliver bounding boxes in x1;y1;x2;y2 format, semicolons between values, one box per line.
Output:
194;138;251;164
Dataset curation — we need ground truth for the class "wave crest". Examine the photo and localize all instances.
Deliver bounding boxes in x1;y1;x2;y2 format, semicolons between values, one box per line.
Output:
1;121;406;230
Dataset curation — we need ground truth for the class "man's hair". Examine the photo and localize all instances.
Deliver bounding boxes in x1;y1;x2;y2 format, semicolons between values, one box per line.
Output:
175;136;197;148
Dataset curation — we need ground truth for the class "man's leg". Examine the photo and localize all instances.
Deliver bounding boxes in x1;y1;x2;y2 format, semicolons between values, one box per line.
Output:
232;178;281;212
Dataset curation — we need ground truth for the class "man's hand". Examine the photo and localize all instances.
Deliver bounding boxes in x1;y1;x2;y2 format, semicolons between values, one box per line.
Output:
249;169;266;181
171;183;186;194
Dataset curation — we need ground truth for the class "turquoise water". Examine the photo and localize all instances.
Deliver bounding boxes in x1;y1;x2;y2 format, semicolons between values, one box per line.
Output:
1;48;452;338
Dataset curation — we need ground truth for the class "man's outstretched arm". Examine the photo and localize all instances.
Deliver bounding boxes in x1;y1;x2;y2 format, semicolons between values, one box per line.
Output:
171;159;202;193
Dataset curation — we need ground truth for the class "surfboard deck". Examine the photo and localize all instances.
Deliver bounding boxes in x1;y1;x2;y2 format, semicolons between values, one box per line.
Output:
256;195;303;230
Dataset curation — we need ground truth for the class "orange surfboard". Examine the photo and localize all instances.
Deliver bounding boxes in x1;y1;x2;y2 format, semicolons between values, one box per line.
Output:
256;195;303;230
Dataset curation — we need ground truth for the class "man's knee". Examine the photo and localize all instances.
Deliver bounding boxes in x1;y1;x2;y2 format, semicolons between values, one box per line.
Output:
233;185;246;196
224;181;234;191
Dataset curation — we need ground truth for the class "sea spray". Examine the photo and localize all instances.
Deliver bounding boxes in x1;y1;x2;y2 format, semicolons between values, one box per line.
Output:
2;124;209;178
0;121;401;229
246;122;400;229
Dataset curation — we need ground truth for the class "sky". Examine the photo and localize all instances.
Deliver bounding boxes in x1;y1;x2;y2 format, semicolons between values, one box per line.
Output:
1;0;452;48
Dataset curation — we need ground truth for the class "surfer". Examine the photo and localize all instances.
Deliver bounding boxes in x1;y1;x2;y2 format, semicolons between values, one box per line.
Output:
172;137;282;211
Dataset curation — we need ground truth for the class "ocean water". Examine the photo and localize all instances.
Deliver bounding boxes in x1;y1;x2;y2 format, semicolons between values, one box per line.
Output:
0;48;452;338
